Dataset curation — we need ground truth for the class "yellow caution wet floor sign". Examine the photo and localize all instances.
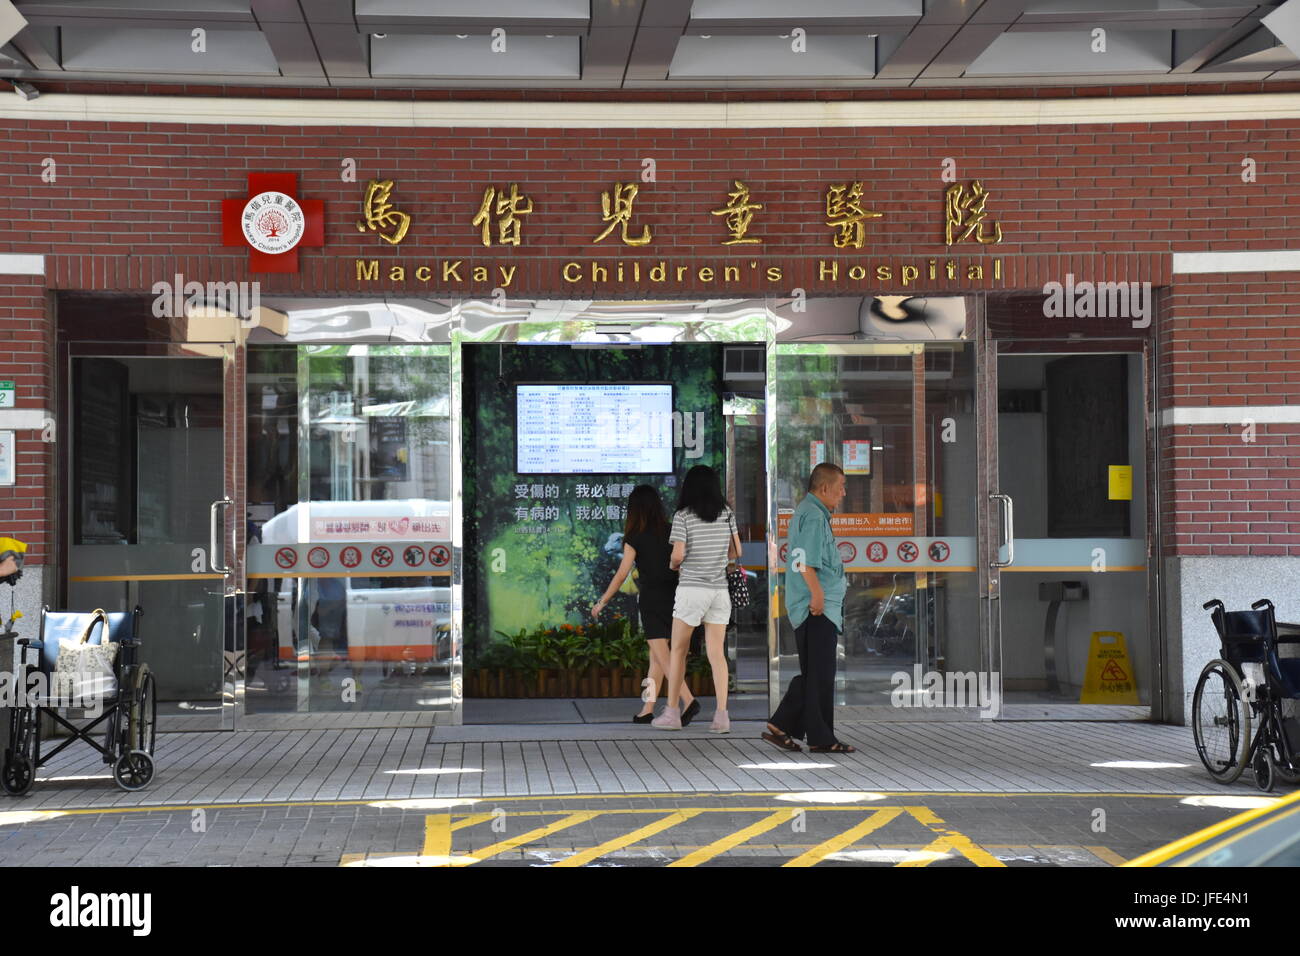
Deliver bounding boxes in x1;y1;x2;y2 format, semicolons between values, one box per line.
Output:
1080;631;1139;704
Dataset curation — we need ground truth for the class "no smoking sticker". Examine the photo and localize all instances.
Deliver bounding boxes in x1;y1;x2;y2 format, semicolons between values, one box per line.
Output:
274;547;297;569
340;546;362;569
403;545;426;567
307;547;329;569
897;541;919;563
371;546;393;568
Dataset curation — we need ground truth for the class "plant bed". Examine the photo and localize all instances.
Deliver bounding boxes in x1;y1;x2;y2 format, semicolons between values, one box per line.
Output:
461;618;730;698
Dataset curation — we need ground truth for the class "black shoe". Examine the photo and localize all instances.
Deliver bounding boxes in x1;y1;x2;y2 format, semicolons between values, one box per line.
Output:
681;699;701;726
633;712;654;724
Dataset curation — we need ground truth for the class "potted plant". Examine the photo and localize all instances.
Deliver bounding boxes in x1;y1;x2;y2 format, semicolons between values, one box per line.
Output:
552;625;589;697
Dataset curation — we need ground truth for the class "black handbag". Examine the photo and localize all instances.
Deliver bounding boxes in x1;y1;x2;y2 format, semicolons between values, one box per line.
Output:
725;512;751;608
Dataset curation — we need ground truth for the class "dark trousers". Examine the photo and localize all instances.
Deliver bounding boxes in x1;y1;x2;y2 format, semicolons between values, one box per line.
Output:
769;613;838;748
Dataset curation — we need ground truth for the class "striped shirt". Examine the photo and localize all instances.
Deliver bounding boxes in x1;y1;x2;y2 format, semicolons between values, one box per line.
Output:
669;507;735;590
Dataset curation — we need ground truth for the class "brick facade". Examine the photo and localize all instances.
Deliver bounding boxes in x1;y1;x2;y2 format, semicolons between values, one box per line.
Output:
1;107;1299;571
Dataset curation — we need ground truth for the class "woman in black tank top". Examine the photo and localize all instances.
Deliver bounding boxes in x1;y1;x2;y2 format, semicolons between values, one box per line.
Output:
593;485;698;724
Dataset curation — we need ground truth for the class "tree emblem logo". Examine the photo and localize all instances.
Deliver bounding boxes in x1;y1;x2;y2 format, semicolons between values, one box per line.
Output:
241;191;305;254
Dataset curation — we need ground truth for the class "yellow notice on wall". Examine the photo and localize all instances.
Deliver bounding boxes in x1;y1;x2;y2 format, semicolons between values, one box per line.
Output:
1080;631;1139;705
1108;465;1133;501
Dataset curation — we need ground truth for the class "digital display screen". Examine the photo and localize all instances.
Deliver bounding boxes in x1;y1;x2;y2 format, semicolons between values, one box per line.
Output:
516;383;674;475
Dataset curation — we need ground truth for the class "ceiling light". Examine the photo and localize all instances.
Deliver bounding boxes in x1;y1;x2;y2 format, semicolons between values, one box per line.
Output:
372;33;386;39
11;81;38;101
456;34;468;39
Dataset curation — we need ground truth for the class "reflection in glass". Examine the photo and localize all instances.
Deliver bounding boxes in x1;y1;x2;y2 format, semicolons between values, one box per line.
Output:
773;344;980;708
245;345;452;716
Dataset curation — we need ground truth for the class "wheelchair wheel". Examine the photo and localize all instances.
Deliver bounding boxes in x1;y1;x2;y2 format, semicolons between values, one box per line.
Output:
1193;660;1251;783
1;752;33;797
1275;758;1300;786
131;667;156;756
2;707;37;797
113;751;154;791
1253;747;1275;793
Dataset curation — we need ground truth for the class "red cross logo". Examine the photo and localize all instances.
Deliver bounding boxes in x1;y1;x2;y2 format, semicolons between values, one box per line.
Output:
221;173;324;273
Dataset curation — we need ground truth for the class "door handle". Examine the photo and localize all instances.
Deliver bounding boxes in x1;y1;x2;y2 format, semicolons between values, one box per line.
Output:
210;497;233;574
990;493;1014;569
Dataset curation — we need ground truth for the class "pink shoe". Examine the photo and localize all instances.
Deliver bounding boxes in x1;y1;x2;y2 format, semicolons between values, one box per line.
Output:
710;710;730;734
651;706;682;730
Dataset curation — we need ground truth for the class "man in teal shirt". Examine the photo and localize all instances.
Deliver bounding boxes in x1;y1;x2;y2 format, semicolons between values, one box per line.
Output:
764;462;855;754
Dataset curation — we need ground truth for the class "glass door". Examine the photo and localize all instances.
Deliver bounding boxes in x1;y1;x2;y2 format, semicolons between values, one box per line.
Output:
770;342;987;714
989;345;1153;717
67;349;240;731
243;343;454;724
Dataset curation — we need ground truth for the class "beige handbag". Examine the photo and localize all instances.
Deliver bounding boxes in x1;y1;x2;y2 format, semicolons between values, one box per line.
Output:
52;608;119;699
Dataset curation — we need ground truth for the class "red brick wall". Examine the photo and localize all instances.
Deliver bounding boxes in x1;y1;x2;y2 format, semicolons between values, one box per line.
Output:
0;112;1298;564
0;276;53;563
0;119;1294;284
1160;272;1300;558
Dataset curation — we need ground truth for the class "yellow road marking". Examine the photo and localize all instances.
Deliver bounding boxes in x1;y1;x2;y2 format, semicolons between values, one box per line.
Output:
553;810;704;867
423;814;450;858
783;809;904;867
1124;790;1300;867
668;809;796;868
899;805;1004;867
454;811;599;865
1174;803;1300;867
895;835;956;867
451;812;497;832
1087;845;1128;866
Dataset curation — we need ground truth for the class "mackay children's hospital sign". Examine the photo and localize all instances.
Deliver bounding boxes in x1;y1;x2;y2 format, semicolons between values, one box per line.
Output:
221;170;1010;290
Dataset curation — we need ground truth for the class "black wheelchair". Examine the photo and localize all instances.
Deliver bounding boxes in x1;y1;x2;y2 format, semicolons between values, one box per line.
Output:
2;606;157;795
1194;599;1300;791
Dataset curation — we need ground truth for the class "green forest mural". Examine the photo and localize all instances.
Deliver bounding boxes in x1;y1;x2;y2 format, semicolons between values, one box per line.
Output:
463;344;726;650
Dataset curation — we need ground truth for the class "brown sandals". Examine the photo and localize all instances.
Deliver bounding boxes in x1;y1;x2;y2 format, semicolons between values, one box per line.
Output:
762;730;802;753
809;742;856;754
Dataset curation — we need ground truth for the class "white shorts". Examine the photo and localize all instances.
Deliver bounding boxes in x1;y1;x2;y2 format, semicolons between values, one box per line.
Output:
673;586;732;626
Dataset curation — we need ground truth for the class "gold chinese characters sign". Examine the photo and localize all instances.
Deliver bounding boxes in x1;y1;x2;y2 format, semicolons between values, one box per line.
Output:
355;178;1004;249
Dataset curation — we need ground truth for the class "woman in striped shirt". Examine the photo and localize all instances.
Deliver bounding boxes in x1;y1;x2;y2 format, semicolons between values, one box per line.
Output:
652;465;742;734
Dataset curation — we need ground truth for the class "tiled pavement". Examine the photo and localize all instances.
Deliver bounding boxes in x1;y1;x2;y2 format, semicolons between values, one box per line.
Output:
0;717;1270;812
1;718;1286;867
